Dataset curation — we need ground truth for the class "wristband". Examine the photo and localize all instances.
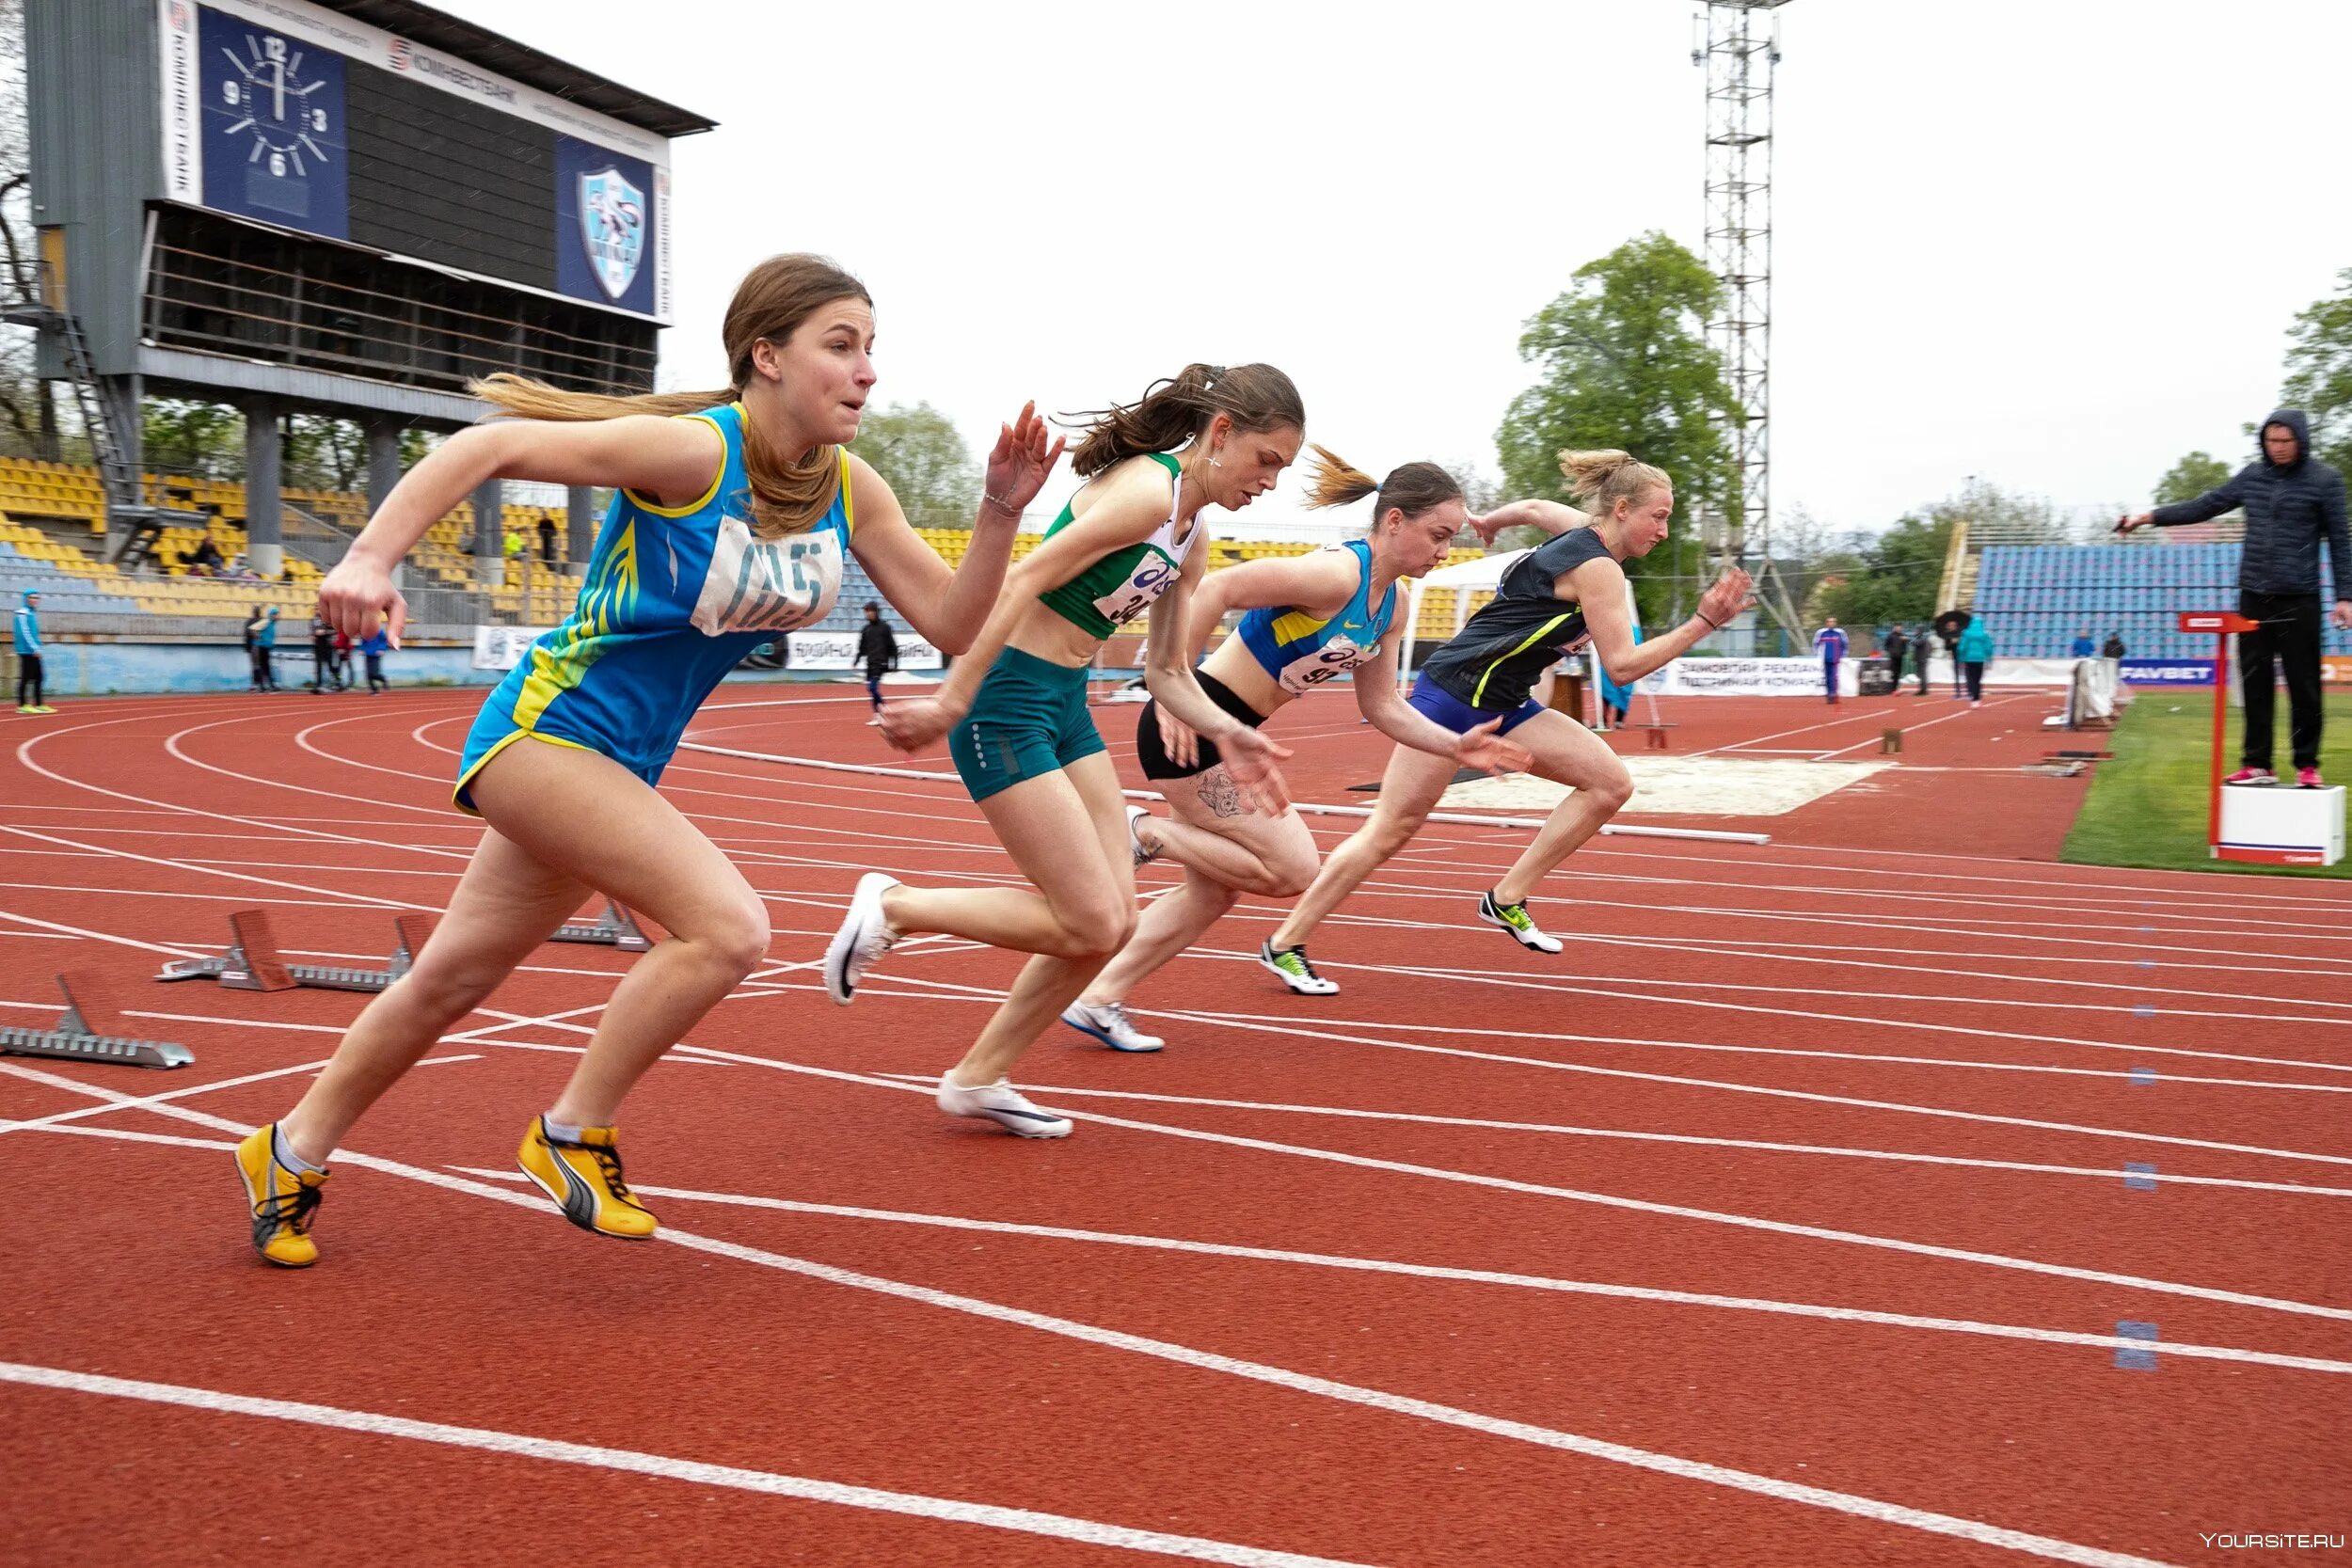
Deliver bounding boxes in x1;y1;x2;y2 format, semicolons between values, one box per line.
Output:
981;489;1023;514
1698;610;1725;631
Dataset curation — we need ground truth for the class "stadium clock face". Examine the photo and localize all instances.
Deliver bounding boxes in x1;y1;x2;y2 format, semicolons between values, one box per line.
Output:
215;27;334;182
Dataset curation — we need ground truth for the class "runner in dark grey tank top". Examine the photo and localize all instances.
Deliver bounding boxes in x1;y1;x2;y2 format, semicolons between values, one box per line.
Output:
1260;447;1754;990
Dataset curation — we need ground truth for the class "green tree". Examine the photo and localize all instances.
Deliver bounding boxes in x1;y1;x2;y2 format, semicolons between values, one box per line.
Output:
143;398;243;474
1493;232;1737;627
1813;515;1953;630
851;401;978;525
2153;451;2233;508
2283;267;2352;475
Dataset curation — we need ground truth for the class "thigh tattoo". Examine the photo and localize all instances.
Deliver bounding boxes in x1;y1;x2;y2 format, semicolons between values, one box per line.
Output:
1196;767;1247;818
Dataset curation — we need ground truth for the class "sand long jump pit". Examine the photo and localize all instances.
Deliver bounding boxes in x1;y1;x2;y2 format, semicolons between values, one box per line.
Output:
1437;755;1893;816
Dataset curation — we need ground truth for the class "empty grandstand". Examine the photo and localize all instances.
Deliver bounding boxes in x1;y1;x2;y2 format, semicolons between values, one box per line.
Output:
1970;540;2350;659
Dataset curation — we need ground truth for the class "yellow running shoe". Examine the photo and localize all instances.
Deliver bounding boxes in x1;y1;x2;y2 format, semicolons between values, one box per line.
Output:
516;1117;658;1239
234;1123;327;1268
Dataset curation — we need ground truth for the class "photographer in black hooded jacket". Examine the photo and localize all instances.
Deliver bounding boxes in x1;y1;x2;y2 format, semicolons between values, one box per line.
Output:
2122;409;2352;787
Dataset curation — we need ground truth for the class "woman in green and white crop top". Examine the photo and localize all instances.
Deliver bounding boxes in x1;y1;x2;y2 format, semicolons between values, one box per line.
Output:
821;362;1307;1139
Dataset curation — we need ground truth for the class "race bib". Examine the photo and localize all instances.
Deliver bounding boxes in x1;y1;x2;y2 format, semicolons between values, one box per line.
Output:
1276;635;1376;697
1091;546;1181;626
691;516;843;636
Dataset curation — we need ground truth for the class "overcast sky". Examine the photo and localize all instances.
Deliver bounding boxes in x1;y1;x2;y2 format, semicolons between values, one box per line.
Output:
445;0;2352;540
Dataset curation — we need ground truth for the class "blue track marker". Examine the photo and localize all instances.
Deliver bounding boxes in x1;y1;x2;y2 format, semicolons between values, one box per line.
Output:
2135;958;2154;968
2124;1162;2158;1191
2132;1003;2155;1017
2129;1066;2158;1085
2115;1321;2160;1370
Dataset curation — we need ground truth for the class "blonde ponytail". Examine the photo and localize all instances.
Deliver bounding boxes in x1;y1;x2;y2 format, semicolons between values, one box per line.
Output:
1559;448;1670;519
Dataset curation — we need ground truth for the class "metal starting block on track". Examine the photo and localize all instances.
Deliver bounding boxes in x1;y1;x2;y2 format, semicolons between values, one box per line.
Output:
548;899;652;953
156;909;435;993
1;970;191;1069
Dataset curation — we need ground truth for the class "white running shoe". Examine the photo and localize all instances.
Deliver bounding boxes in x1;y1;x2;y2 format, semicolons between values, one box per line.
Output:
824;872;901;1005
937;1073;1073;1137
1478;890;1565;954
1125;804;1159;867
864;715;882;726
1061;999;1165;1053
1258;939;1339;995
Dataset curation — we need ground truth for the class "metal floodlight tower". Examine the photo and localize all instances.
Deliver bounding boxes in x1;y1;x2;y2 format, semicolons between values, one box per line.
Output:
1693;0;1790;584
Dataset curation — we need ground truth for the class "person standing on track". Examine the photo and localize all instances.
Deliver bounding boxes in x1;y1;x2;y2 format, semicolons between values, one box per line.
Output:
233;254;1062;1266
1058;448;1532;1053
823;364;1303;1135
857;600;898;725
308;606;342;692
1813;616;1847;705
12;590;52;715
1957;614;1994;705
2120;407;2352;787
359;625;390;694
1883;623;1910;695
1258;450;1753;990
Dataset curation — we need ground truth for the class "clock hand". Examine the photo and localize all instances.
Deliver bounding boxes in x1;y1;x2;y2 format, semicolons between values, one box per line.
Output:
272;57;285;122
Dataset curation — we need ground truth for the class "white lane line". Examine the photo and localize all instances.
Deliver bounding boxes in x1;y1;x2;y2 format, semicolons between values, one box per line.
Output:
446;1164;2352;1377
1;1090;2185;1568
861;1076;2352;1200
0;1053;477;1135
0;1361;1388;1568
670;1041;2352;1324
832;971;2352;1170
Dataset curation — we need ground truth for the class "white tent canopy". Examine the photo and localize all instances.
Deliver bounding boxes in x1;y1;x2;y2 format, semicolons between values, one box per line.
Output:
1394;547;1531;685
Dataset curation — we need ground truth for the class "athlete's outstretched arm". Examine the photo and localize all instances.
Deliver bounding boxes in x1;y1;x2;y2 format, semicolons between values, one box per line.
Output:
1352;639;1529;775
1468;498;1588;546
321;415;724;644
1577;557;1754;686
848;403;1063;654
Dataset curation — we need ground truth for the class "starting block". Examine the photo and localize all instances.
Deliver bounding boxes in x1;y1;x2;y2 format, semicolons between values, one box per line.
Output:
1644;725;1670;751
548;899;652;953
1;970;191;1069
157;909;435;993
1881;728;1904;755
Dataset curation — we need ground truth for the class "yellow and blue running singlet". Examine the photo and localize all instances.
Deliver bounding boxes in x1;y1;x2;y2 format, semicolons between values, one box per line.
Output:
454;402;852;814
1232;539;1398;697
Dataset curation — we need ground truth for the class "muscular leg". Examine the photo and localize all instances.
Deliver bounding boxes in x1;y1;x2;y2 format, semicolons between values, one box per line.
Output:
1490;710;1635;907
1081;868;1239;1007
947;752;1138;1086
1266;743;1459;950
278;740;771;1163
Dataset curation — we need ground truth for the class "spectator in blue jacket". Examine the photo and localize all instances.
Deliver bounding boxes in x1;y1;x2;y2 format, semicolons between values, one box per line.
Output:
244;604;281;691
2122;408;2351;787
1813;617;1848;705
13;590;53;715
360;626;390;694
2069;630;2095;658
1957;617;1994;705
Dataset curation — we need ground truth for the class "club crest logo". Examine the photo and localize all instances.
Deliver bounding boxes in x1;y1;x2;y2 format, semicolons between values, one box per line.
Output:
579;167;646;302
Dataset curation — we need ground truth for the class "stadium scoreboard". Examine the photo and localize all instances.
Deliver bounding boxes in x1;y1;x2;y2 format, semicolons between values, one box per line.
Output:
156;0;674;323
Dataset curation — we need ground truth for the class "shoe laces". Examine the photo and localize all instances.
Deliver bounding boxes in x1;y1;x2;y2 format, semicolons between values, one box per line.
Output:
1492;895;1534;930
552;1130;636;1201
1272;945;1322;980
256;1177;323;1236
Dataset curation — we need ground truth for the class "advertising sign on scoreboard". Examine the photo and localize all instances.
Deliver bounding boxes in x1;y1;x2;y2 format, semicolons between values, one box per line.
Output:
157;0;673;322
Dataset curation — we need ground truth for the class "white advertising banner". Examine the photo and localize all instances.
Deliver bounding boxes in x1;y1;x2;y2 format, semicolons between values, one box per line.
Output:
786;631;943;671
1653;657;1854;697
472;626;548;672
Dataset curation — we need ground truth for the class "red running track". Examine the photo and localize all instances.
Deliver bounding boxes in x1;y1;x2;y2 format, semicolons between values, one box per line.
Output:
1;685;2346;1568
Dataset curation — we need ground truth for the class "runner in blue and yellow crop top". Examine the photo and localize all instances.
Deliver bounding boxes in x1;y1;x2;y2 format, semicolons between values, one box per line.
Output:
1066;448;1536;1047
246;251;1064;1263
455;402;854;813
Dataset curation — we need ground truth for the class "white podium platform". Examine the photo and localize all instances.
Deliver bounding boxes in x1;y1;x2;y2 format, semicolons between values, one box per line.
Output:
2217;784;2345;866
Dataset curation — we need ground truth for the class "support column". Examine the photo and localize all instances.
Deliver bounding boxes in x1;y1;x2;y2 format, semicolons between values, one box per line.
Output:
243;396;283;579
565;484;597;567
470;475;503;589
365;417;405;587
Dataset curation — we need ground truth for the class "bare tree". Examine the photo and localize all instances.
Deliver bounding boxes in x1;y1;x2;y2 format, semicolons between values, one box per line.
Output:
0;0;62;459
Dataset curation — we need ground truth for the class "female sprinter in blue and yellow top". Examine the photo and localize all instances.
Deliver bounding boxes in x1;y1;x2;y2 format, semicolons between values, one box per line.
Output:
823;364;1303;1136
1260;448;1754;989
1058;448;1532;1052
232;254;1067;1266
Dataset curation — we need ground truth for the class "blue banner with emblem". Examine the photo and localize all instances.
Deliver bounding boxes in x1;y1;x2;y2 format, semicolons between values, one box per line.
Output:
555;135;657;316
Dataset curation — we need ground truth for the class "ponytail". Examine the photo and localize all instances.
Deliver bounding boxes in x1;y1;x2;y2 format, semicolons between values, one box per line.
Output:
1065;362;1306;479
1305;446;1464;531
1559;448;1671;519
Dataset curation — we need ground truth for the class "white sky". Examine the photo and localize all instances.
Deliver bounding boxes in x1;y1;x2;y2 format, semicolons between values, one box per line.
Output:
445;0;2352;539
